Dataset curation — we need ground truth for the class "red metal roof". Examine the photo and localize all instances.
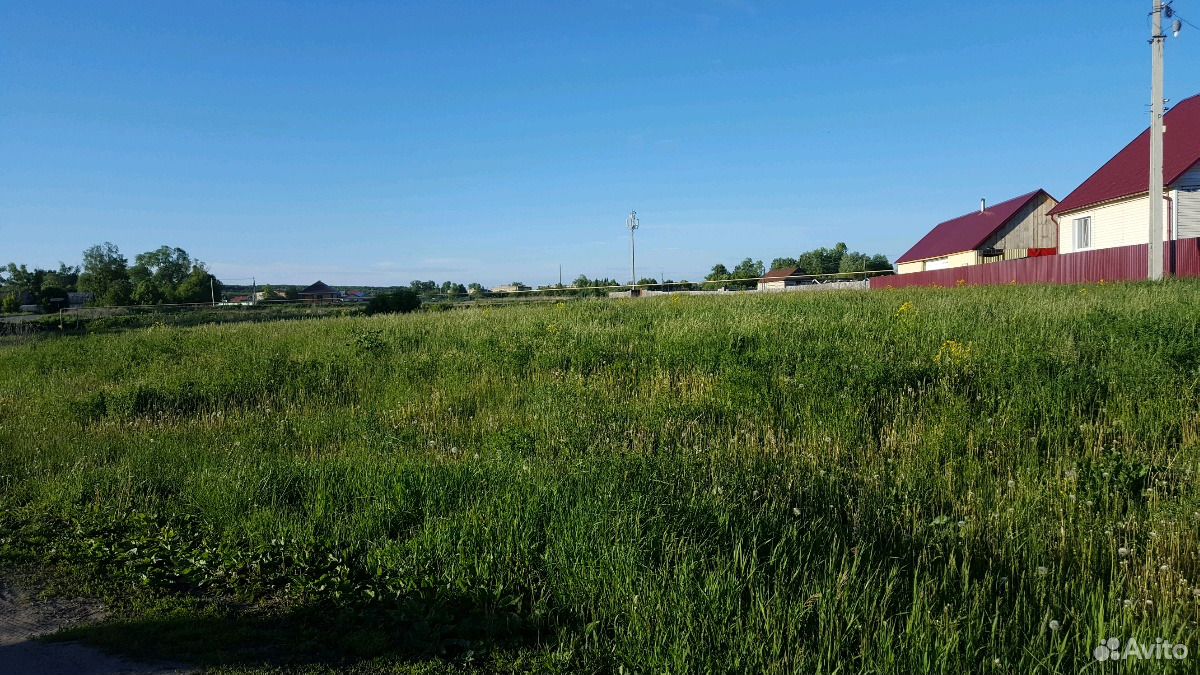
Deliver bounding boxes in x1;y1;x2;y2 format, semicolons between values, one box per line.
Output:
1050;94;1200;215
895;190;1050;264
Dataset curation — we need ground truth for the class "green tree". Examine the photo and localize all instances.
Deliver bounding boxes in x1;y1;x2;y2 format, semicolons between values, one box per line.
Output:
176;267;222;304
39;286;70;313
572;274;619;297
838;252;870;274
768;244;889;281
102;280;133;307
2;294;20;313
768;257;800;272
40;264;79;292
126;246;220;305
78;243;131;305
130;246;194;303
867;254;892;271
365;290;421;315
798;247;841;277
4;263;37;297
705;264;730;282
729;258;765;289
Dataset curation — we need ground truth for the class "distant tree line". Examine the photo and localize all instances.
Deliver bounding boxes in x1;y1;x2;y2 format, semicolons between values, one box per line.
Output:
1;242;222;312
704;243;891;289
393;242;892;300
2;240;892;313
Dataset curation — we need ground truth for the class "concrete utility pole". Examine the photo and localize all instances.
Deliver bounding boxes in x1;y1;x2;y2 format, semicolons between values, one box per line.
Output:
1149;0;1166;281
627;211;639;287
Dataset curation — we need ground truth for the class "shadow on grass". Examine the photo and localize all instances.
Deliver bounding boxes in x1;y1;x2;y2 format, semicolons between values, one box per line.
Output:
53;594;559;673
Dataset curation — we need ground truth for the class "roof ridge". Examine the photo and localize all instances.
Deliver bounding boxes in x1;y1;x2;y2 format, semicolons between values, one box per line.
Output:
935;189;1044;227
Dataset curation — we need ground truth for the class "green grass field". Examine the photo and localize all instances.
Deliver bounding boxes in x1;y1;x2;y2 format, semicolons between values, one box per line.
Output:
2;284;1198;673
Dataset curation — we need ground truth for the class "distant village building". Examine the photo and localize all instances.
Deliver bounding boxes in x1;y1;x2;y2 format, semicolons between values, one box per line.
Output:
895;190;1059;274
298;280;341;303
490;283;530;294
757;267;803;291
1050;94;1200;253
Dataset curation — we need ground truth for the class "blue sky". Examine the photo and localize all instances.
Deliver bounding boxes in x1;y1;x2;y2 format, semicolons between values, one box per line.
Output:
3;1;1199;287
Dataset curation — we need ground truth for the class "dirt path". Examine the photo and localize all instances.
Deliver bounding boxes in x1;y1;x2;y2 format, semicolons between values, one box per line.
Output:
0;583;193;675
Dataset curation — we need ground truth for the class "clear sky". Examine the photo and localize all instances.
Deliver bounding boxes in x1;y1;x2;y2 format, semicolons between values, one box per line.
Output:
3;1;1199;287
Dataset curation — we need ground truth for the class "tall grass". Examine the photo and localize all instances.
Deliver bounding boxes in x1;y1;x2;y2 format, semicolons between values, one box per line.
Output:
1;283;1198;673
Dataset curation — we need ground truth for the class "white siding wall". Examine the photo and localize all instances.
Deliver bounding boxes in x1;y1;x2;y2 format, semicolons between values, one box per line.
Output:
1175;164;1200;239
1056;195;1170;253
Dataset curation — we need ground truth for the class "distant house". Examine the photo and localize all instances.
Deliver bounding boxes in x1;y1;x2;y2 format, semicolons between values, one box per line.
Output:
895;190;1059;274
757;267;803;291
298;280;341;303
490;283;530;294
341;290;369;303
1050;93;1200;253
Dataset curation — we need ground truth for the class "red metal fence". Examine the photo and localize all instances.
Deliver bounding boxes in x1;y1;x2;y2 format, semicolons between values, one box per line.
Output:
871;237;1200;289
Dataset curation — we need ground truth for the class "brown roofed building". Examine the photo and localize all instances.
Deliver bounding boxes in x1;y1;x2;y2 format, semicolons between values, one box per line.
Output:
298;281;341;303
757;267;803;291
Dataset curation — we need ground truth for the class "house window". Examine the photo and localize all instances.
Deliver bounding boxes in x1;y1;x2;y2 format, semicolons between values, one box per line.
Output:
1073;217;1092;249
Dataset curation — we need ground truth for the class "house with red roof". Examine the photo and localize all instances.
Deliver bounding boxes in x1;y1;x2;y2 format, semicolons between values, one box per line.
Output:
757;266;802;291
895;190;1059;274
1050;94;1200;253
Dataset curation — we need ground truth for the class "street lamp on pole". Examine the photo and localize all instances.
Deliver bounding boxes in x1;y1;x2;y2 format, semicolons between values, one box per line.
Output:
627;210;639;289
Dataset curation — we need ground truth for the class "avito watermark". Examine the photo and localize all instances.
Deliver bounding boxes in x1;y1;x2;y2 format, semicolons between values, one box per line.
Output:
1094;636;1188;662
